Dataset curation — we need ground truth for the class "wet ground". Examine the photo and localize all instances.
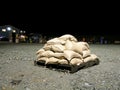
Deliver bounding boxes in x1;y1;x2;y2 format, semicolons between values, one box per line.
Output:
0;42;120;90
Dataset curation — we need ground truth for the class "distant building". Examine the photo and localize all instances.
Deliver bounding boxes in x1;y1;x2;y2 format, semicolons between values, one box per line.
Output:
0;25;20;42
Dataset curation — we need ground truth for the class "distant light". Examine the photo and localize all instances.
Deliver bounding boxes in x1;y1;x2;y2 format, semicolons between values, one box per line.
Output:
2;29;6;32
23;31;26;33
0;36;3;39
7;27;12;31
20;35;25;38
12;30;16;33
20;30;23;33
20;30;26;33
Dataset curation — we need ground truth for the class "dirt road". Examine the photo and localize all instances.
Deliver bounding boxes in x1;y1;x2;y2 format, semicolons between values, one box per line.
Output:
0;43;120;90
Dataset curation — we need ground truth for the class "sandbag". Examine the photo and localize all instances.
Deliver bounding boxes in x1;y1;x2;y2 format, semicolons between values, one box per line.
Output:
91;54;99;59
36;48;45;55
70;58;84;66
72;42;83;55
63;50;83;61
52;52;64;59
65;40;73;50
65;41;83;55
91;54;99;64
84;54;99;62
83;49;91;58
45;57;59;64
51;44;65;52
83;54;99;67
37;57;48;62
37;50;54;58
47;38;65;45
58;59;69;65
78;42;90;50
43;44;52;51
59;34;78;42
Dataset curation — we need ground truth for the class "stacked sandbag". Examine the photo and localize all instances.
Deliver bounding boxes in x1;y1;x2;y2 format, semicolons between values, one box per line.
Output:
35;34;99;69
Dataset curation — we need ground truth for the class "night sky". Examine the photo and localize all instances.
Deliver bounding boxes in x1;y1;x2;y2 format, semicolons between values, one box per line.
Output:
0;5;119;39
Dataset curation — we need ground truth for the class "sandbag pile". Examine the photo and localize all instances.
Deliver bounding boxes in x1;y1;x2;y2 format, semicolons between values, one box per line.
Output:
35;34;99;72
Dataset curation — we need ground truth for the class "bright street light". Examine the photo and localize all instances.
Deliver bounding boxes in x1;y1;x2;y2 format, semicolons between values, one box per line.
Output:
7;27;12;31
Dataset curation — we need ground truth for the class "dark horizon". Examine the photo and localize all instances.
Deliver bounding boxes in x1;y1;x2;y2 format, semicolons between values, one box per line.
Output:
0;23;119;36
0;8;119;40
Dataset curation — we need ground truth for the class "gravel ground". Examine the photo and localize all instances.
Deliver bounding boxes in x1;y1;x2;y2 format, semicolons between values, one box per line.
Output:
0;42;120;90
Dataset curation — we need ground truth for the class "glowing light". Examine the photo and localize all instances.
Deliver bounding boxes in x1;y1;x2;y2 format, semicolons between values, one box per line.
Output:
7;27;12;31
12;30;16;33
2;29;6;32
20;30;23;33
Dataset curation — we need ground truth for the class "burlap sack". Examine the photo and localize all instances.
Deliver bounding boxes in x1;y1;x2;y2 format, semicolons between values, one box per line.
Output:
90;54;99;63
84;55;93;63
70;58;84;66
84;54;99;62
43;44;52;51
65;40;73;50
65;40;83;55
52;52;64;59
58;59;69;65
78;42;90;50
72;42;83;55
36;48;45;55
83;50;91;58
37;57;48;62
63;50;83;61
59;34;77;42
83;54;99;67
37;50;54;58
47;38;65;45
51;44;65;52
45;57;59;64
